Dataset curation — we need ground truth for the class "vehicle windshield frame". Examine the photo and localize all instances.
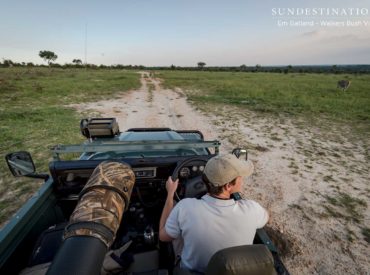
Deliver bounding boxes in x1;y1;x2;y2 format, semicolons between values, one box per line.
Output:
51;140;221;161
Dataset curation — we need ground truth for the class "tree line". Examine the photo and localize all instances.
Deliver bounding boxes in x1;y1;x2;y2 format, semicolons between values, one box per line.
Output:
1;50;369;74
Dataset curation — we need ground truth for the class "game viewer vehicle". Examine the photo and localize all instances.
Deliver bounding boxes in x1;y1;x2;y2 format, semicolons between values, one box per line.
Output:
1;118;289;275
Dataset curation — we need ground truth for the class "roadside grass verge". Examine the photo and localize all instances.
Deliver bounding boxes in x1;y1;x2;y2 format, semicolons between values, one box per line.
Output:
0;67;140;226
158;71;370;134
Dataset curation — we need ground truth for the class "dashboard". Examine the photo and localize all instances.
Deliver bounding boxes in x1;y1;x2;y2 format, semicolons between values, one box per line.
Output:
51;158;209;198
133;164;205;180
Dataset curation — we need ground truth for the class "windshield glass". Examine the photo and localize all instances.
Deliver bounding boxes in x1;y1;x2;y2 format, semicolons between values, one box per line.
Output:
80;148;210;160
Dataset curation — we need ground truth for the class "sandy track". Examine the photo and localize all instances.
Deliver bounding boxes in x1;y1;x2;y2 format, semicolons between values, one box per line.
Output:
70;72;221;144
70;72;370;274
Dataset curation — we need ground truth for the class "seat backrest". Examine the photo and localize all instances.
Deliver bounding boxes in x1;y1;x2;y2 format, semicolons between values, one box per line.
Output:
205;244;276;275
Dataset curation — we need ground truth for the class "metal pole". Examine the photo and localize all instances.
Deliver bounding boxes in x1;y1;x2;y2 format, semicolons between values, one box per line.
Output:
85;23;87;68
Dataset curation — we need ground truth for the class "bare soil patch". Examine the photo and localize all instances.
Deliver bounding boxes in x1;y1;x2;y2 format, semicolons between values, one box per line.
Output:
70;72;370;274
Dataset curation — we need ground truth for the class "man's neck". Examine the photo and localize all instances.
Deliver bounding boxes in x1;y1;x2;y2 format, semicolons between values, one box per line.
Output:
209;192;231;200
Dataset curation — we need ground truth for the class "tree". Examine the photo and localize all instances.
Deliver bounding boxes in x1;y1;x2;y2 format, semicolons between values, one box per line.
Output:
2;59;14;67
240;64;247;71
72;59;82;65
39;50;58;65
255;64;262;72
197;62;206;69
331;65;338;74
287;65;293;73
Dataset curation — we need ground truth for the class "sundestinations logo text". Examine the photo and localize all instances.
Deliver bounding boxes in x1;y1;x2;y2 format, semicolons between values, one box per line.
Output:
272;7;369;28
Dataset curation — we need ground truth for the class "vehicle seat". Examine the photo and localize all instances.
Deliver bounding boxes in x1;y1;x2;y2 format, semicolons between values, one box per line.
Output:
173;244;276;275
205;244;276;275
28;223;66;267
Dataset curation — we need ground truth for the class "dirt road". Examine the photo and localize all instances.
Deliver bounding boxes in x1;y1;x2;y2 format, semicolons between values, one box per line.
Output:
71;72;221;142
71;72;370;274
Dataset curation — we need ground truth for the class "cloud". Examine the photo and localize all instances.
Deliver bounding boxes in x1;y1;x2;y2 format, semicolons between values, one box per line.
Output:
321;33;364;43
298;27;370;50
301;29;326;38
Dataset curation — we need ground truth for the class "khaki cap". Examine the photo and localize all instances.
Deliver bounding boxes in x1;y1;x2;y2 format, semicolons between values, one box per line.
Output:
204;154;254;186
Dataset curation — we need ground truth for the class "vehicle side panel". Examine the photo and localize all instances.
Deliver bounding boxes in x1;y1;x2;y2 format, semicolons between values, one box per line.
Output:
0;179;64;274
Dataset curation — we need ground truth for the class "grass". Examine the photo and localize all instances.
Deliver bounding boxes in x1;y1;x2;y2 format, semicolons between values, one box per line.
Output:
362;227;370;243
158;71;370;132
323;175;334;182
346;228;356;242
147;83;155;103
0;67;140;226
323;192;367;223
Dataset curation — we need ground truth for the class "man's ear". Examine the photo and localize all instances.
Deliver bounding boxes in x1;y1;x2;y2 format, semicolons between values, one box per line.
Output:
224;183;233;192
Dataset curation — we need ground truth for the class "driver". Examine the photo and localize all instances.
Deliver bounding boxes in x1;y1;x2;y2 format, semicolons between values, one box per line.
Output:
159;154;269;273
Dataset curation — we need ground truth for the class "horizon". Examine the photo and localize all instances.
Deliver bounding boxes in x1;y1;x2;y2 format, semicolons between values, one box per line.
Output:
1;0;370;66
3;61;370;67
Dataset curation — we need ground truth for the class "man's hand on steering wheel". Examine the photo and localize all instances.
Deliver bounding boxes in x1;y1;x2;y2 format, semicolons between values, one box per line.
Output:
166;176;179;197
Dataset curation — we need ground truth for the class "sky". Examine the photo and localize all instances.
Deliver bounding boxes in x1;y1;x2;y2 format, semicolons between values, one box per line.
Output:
1;0;370;66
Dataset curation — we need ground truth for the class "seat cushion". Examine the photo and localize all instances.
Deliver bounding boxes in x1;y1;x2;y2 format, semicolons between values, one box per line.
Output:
28;223;66;267
205;244;276;275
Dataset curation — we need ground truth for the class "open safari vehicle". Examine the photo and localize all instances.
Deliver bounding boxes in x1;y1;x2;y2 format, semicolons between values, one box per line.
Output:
1;118;289;275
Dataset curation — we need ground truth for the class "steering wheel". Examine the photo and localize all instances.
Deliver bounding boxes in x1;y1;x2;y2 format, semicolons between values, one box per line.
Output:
171;156;209;199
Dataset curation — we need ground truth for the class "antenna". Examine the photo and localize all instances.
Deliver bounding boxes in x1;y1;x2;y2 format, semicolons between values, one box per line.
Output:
84;23;88;67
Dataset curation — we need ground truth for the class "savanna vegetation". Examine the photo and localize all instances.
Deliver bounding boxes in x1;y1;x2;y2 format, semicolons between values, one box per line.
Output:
158;71;370;130
0;67;140;225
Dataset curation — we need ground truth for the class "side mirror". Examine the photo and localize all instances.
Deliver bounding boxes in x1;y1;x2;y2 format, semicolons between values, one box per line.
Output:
5;151;36;177
232;148;248;160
